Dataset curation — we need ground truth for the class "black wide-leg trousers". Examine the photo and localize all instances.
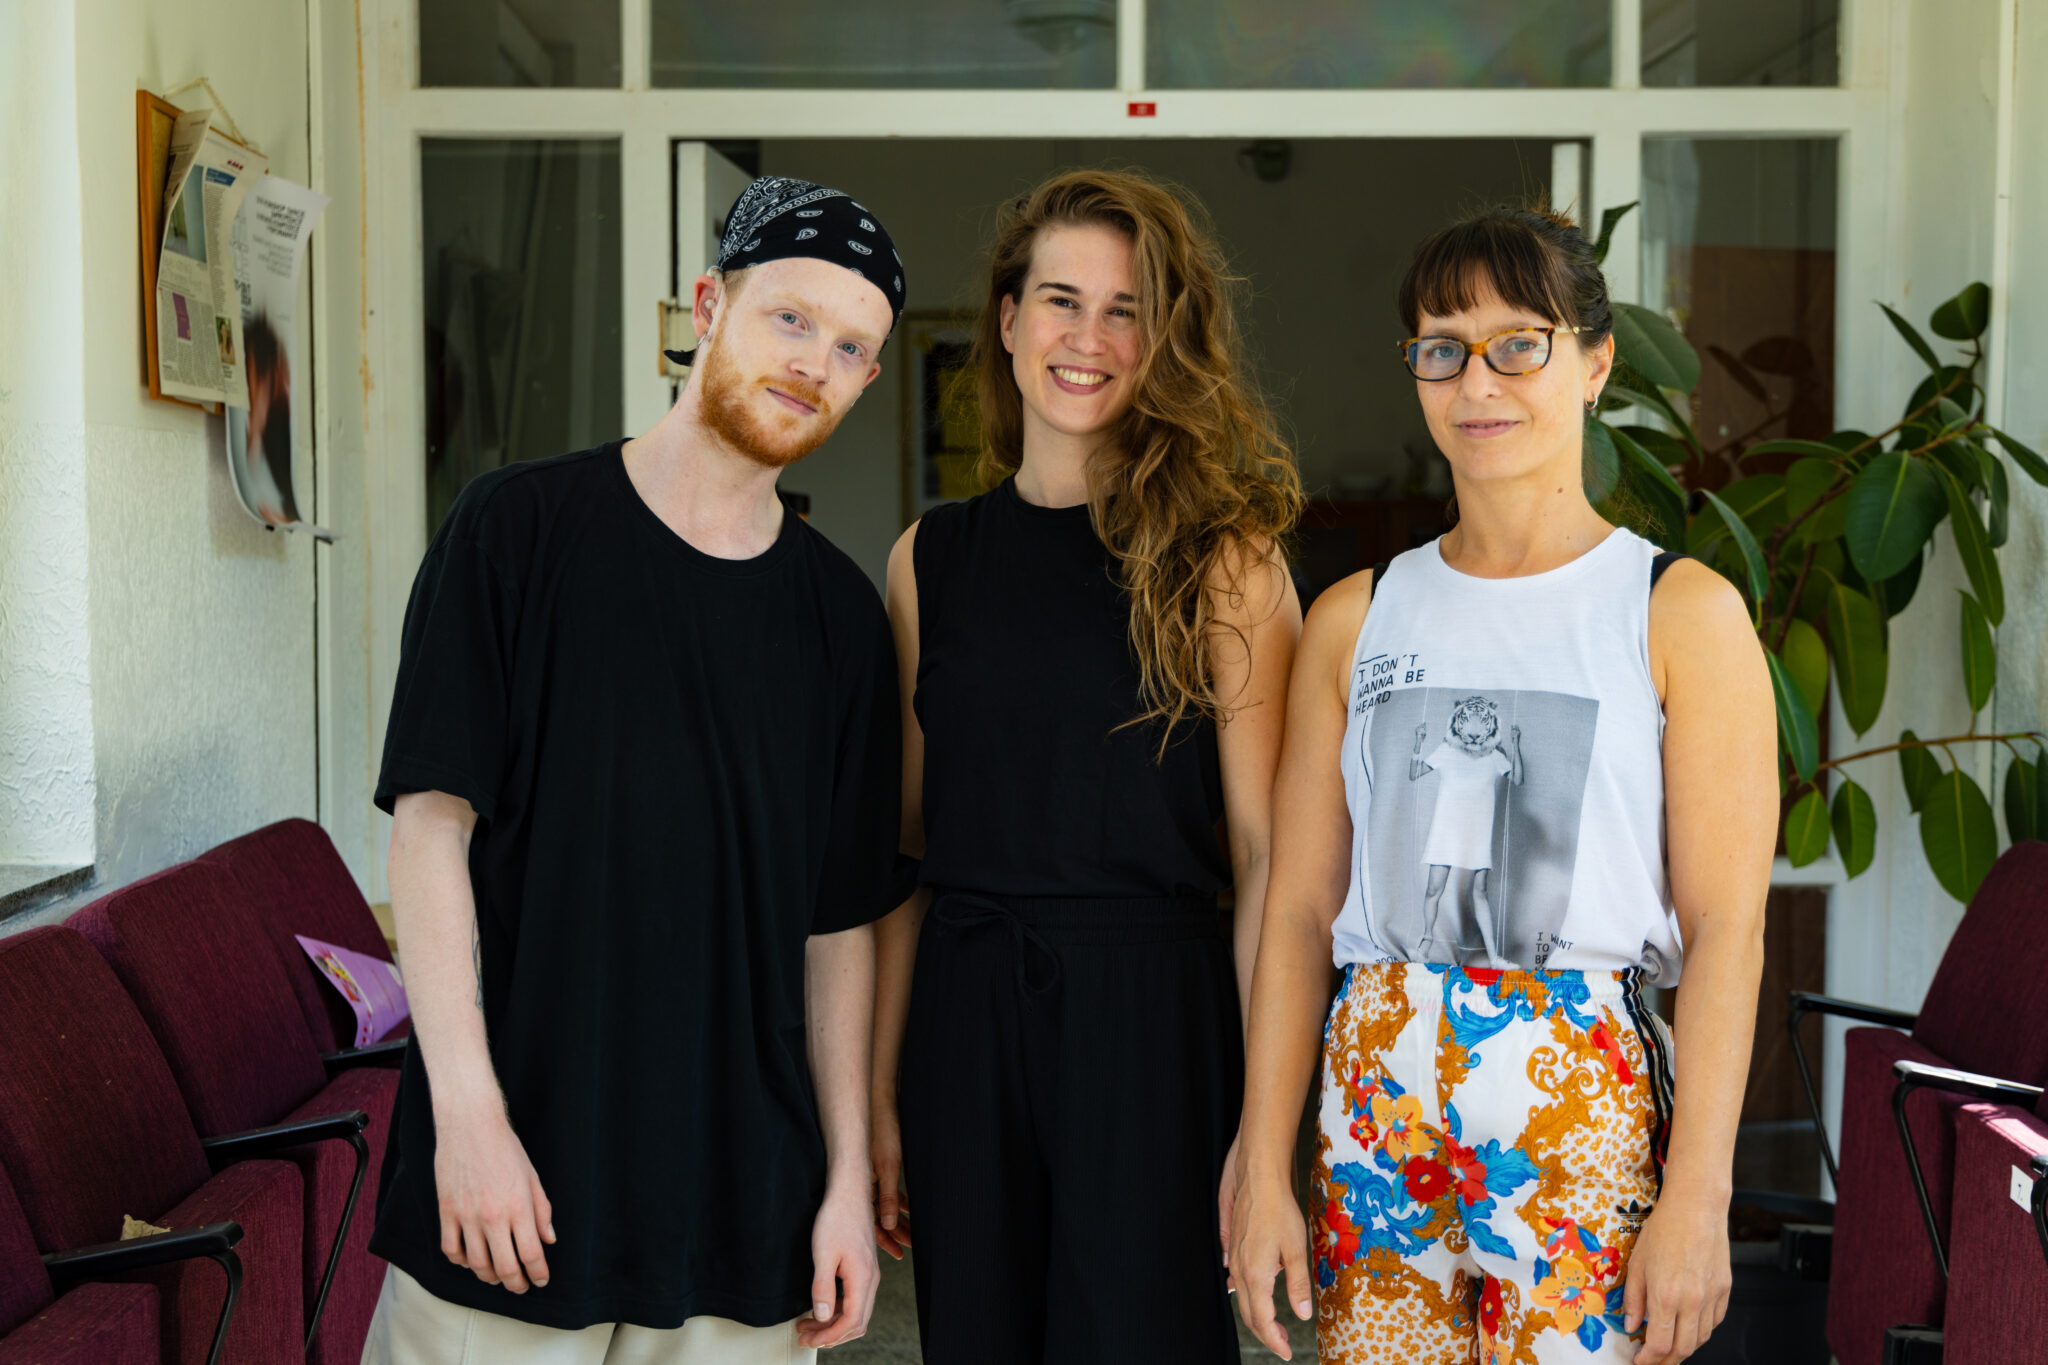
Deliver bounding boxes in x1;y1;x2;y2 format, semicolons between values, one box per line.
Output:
898;891;1244;1365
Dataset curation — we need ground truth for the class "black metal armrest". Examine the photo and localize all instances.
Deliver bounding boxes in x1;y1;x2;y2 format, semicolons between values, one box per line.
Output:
201;1109;369;1351
2032;1154;2048;1271
1790;990;1919;1029
1893;1060;2043;1107
322;1036;409;1075
43;1221;240;1284
1890;1060;2046;1283
46;1224;243;1365
1789;991;1919;1188
200;1109;368;1166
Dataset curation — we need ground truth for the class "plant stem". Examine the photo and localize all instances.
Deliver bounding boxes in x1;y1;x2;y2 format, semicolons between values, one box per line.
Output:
1767;543;1820;653
1808;730;2047;776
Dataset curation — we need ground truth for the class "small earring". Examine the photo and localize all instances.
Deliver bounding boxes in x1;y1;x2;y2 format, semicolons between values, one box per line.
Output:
1584;396;1598;416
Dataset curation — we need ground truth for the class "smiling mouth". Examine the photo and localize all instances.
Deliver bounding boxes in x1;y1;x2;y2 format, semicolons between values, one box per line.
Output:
1457;419;1518;437
766;387;819;415
1050;365;1110;392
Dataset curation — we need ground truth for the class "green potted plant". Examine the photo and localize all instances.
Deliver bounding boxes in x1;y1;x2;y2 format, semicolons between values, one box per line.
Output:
1587;204;2046;901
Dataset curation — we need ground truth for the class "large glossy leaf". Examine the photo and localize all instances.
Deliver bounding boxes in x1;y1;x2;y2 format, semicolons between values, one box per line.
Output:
1898;730;1943;813
1592;201;1637;265
1785;789;1831;866
1748;439;1855;463
1781;617;1830;715
1832;778;1878;878
1937;465;2004;625
1988;426;2048;486
1986;446;2011;547
1881;302;1944;372
1920;768;1998;903
1700;488;1769;607
1606;374;1702;457
1608;425;1690;499
1909;366;1981;421
1844;452;1945;581
1784;455;1838;514
1612;302;1702;392
1582;417;1621;503
1878;549;1924;618
1824;574;1888;735
2006;755;2040;844
1930;440;1985;494
1929;281;1991;341
1769;653;1820;781
1958;591;1996;713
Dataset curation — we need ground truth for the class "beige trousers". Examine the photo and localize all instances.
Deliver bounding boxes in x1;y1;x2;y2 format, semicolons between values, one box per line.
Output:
360;1266;818;1365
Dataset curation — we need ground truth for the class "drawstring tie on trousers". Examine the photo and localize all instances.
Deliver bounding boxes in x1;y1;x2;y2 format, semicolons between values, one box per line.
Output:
931;894;1064;995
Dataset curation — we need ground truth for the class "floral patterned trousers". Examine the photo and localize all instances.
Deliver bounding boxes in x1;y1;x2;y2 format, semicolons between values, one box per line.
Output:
1312;963;1674;1364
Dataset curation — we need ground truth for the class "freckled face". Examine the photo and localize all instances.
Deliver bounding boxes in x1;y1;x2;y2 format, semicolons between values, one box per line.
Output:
1412;282;1612;489
999;223;1144;442
695;256;891;467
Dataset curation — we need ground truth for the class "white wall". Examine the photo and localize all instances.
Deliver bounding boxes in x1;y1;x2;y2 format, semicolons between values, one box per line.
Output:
1817;0;2046;1180
0;2;96;873
762;137;1548;586
1;0;332;930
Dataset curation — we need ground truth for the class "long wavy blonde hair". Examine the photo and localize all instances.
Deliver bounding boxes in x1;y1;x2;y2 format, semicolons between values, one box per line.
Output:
965;168;1303;751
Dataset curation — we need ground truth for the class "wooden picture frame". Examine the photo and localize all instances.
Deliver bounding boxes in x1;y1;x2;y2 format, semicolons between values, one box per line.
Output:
898;312;982;525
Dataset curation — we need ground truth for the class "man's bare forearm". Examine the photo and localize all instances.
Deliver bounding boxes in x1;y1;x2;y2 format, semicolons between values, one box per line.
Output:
808;924;878;1191
389;790;506;1124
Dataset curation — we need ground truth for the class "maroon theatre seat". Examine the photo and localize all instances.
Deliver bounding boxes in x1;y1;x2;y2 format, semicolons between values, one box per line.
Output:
0;926;306;1364
1942;1099;2048;1364
1800;841;2048;1365
0;1152;160;1365
200;818;409;1055
74;861;396;1365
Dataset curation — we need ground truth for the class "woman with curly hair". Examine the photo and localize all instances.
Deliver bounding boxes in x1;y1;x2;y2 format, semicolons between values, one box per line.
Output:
868;167;1303;1362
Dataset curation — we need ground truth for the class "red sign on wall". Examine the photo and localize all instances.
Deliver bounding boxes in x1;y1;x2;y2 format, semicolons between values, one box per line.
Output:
1127;101;1157;117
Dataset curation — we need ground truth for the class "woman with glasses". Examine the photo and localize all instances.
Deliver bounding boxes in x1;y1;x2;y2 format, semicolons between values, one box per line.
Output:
867;168;1303;1364
1228;206;1775;1365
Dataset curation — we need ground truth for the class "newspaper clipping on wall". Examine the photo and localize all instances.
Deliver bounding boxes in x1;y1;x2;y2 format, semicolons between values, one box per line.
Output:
225;176;330;533
152;108;267;406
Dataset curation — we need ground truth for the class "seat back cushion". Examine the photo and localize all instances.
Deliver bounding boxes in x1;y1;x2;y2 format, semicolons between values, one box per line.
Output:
1917;841;2048;1080
71;862;326;1136
1944;1103;2048;1365
202;818;390;1053
0;1154;53;1337
0;928;210;1253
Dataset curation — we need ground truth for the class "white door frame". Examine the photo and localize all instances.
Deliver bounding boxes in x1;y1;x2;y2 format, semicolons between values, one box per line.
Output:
349;0;1900;931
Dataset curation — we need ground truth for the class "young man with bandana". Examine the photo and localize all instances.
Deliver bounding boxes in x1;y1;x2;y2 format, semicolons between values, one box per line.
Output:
362;177;914;1364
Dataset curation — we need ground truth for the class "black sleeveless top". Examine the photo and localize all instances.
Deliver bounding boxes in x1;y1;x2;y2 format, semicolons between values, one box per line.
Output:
913;478;1228;900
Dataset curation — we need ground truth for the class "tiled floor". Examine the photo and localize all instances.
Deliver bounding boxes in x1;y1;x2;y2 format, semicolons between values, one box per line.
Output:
833;1251;1319;1362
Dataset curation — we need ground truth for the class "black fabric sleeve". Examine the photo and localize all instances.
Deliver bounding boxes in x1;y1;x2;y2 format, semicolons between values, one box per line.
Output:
374;533;521;821
812;600;919;934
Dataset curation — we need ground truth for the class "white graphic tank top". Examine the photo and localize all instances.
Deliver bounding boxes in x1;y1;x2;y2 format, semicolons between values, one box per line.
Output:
1328;527;1682;985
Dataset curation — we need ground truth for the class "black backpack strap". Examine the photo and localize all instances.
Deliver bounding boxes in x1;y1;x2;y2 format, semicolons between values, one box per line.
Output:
1649;550;1688;596
1366;560;1390;603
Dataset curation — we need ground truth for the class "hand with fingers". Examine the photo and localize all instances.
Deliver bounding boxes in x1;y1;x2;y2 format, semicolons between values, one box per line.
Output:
434;1108;556;1294
799;1182;880;1349
870;1102;913;1260
1621;1193;1731;1365
1228;1165;1315;1361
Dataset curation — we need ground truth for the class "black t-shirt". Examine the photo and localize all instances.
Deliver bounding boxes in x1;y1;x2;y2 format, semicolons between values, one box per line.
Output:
369;441;912;1331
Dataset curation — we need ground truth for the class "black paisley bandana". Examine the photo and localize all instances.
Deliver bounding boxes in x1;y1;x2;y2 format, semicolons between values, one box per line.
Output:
666;176;904;366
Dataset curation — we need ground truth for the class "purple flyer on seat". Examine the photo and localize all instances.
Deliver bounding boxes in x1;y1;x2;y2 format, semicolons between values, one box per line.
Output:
296;933;409;1046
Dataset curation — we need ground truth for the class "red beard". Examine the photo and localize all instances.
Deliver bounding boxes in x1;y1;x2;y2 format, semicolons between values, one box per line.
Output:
698;341;837;469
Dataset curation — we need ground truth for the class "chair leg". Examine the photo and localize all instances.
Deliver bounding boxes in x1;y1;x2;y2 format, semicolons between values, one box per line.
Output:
1789;1002;1838;1189
1891;1074;1949;1281
204;1247;243;1365
306;1129;371;1351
